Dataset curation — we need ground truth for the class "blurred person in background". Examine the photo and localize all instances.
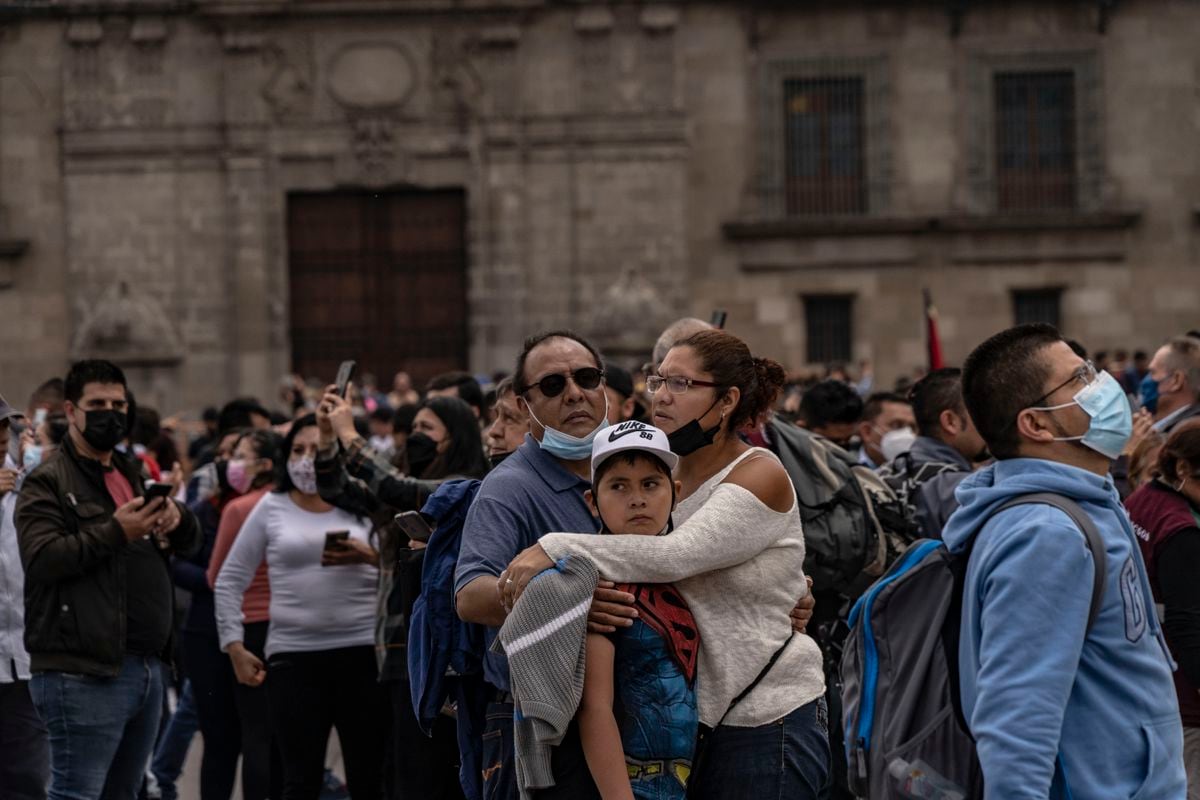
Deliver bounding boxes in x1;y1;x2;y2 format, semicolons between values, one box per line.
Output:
796;379;863;448
485;378;528;469
207;429;283;800
1126;420;1200;797
215;415;386;800
855;392;916;470
26;378;66;422
426;371;486;421
1128;430;1166;491
649;318;712;376
188;408;221;464
317;389;486;800
603;364;640;425
0;393;49;800
390;403;418;471
1143;336;1200;434
367;406;396;459
388;371;421;409
1124;350;1151;395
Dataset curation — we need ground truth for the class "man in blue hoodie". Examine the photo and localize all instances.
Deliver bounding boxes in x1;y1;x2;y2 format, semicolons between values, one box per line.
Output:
944;323;1186;799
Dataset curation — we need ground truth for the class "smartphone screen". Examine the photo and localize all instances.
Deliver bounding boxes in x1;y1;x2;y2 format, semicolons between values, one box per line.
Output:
323;530;350;551
335;360;357;399
143;482;173;503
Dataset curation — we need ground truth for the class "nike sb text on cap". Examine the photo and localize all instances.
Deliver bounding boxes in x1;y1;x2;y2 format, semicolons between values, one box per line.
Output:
590;421;679;478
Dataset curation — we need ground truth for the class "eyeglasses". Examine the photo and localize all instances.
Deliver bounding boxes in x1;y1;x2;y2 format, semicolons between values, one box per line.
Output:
1031;360;1098;407
521;367;605;399
646;374;723;395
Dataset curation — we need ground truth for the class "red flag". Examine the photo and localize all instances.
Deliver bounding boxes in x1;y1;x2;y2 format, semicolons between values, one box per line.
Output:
924;289;945;371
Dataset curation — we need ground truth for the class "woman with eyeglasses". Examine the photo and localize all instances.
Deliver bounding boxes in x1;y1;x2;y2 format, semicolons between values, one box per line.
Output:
1126;418;1200;797
214;415;387;800
502;329;829;798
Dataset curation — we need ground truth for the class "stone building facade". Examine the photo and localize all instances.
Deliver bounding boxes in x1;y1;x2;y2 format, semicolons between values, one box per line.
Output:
0;0;1196;413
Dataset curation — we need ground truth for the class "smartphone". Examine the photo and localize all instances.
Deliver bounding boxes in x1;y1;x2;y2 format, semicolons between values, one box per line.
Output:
323;530;350;551
335;360;358;399
710;309;727;329
394;510;434;543
143;482;174;504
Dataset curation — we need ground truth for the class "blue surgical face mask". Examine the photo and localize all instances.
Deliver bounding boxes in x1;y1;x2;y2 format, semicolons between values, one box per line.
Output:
22;445;43;473
525;394;609;462
1139;373;1162;415
1030;370;1132;460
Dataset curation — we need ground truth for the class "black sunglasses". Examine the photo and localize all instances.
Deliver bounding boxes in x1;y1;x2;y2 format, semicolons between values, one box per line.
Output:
522;367;605;399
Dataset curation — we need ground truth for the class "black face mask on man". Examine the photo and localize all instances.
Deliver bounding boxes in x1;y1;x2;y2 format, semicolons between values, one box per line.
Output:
78;409;126;453
666;397;725;457
406;433;440;478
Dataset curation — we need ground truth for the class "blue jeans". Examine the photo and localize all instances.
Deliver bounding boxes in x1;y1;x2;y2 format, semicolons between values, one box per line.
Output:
150;680;199;800
689;697;830;800
31;656;167;800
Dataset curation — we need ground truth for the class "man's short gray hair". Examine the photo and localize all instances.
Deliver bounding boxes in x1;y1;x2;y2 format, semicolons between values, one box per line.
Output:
652;317;714;368
1163;336;1200;398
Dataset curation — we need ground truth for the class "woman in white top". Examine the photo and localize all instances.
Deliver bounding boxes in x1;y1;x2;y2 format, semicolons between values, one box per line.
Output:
215;414;386;800
502;329;829;798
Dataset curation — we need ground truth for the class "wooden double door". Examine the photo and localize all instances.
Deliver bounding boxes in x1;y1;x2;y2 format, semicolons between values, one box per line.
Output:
287;189;468;389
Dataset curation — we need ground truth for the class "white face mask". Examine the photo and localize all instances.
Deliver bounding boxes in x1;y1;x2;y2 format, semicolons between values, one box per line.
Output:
880;428;917;463
287;456;318;495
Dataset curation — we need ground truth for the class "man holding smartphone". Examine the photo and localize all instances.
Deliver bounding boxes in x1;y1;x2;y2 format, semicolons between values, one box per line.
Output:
16;360;201;800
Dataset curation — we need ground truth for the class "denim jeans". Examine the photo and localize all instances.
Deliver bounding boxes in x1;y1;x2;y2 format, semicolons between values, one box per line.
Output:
150;680;199;800
689;697;830;800
31;655;167;800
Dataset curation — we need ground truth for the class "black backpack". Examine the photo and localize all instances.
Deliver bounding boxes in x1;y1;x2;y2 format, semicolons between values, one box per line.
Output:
768;420;918;598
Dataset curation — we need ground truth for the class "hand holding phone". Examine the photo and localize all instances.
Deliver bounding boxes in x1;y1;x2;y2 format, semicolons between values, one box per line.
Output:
143;481;174;506
323;530;350;552
395;510;435;543
335;361;358;399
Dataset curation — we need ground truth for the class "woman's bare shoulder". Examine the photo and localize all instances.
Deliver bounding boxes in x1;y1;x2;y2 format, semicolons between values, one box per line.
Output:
722;451;794;513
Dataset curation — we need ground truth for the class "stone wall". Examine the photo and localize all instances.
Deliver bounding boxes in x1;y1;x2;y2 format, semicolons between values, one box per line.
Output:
0;1;1195;414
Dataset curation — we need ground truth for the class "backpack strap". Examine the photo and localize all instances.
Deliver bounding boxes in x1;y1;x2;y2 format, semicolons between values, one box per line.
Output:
715;631;795;728
994;493;1108;632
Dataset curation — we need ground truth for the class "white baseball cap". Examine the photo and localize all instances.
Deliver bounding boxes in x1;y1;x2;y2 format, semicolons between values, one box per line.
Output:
590;421;680;479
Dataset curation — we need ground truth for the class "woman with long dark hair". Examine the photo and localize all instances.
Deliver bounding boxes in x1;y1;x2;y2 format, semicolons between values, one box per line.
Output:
214;414;386;800
315;389;488;800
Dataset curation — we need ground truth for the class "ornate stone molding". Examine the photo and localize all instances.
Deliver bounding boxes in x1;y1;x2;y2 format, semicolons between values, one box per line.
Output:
70;281;184;365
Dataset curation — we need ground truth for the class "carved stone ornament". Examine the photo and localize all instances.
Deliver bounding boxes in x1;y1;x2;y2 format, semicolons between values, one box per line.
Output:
262;38;314;121
346;110;407;183
327;42;417;110
585;268;669;356
71;281;184;365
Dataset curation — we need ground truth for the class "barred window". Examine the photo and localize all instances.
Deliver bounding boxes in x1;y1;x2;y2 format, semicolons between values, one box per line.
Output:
804;295;854;364
784;77;866;215
994;71;1077;211
1012;288;1063;329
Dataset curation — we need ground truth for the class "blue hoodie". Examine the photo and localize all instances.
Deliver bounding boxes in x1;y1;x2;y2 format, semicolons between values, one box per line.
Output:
943;458;1185;799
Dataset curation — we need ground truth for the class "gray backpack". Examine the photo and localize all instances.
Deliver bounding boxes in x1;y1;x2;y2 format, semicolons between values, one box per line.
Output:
839;493;1107;799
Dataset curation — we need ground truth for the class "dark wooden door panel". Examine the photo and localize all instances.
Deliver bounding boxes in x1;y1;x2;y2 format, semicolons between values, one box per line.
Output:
287;189;468;388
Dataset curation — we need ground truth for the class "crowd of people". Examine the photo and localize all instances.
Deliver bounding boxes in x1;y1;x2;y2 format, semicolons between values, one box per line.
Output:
0;318;1198;800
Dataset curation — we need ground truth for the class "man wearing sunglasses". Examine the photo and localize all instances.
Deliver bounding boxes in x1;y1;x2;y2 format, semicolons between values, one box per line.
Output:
940;324;1185;799
455;330;634;799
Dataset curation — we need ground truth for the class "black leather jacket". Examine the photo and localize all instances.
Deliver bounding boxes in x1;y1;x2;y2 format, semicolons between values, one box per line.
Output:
15;436;201;676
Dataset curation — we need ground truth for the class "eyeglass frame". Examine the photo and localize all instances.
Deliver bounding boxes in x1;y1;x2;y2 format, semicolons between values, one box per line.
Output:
1029;360;1099;409
646;374;725;395
518;367;606;399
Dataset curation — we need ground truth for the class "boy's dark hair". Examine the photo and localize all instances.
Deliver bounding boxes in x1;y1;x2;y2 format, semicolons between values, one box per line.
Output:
962;323;1063;460
64;360;126;404
862;392;909;423
909;368;966;438
513;330;603;395
274;414;317;493
799;380;864;428
592;449;673;489
426;371;485;417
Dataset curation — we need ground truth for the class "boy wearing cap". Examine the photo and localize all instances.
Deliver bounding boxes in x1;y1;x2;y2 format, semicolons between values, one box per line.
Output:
578;421;699;800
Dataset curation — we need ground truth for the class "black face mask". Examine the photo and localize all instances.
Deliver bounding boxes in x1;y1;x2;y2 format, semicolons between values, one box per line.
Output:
79;409;126;453
406;433;439;478
666;397;724;457
488;451;512;470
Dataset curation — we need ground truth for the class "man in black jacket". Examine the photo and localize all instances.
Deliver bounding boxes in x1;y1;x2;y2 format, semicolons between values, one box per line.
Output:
16;360;200;800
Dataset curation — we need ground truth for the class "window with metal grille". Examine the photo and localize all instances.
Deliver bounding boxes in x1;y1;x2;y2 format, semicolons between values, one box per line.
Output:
784;77;866;215
804;295;854;364
1012;288;1063;329
995;71;1077;211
